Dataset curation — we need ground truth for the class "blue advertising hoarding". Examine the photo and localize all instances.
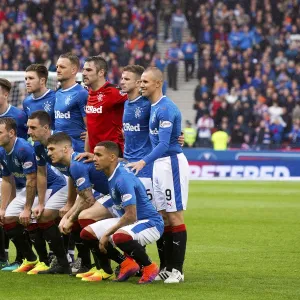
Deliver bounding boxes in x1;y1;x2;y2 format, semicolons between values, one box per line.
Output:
183;149;300;179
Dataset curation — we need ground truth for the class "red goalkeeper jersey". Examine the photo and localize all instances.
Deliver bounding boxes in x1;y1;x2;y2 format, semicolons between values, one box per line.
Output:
86;82;127;152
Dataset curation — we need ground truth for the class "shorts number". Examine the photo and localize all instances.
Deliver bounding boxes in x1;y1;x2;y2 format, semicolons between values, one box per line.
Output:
146;189;153;201
165;189;172;200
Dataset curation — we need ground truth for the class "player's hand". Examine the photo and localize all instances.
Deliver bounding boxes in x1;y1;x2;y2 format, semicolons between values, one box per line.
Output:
80;131;87;141
126;160;146;175
75;152;94;163
99;235;109;254
19;208;31;227
59;203;73;218
33;204;44;219
58;215;68;233
62;218;74;235
178;132;184;147
0;208;6;225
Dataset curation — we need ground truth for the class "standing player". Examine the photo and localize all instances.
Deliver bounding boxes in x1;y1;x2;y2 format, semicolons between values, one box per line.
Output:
23;64;55;126
0;78;27;139
55;53;88;152
82;56;127;153
81;141;163;284
0;118;68;274
128;67;189;283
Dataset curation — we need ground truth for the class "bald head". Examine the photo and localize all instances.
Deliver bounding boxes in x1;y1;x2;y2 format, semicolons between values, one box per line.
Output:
144;67;164;82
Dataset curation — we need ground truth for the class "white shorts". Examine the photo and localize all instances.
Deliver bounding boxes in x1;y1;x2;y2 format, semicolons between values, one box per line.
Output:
139;177;155;207
153;153;189;212
90;218;162;246
96;194;123;218
5;185;68;217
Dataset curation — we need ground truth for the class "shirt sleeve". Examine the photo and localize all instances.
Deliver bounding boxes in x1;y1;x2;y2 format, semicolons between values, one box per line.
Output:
143;107;174;165
18;146;37;175
70;161;92;191
34;144;46;167
116;177;137;208
111;87;128;105
76;89;88;119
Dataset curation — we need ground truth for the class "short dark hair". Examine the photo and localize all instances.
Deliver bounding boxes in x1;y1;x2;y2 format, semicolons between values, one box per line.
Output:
96;141;120;157
29;110;51;127
0;78;12;93
59;52;80;70
25;64;49;83
85;56;108;76
123;65;145;79
0;117;17;135
47;132;72;146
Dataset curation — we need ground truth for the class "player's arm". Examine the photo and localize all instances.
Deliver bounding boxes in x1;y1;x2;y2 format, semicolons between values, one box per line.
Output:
59;177;77;217
0;175;15;225
78;89;88;141
128;109;174;173
100;180;137;252
33;165;47;219
84;130;90;152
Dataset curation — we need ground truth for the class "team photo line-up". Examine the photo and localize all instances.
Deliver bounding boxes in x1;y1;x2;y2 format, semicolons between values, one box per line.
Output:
0;52;189;284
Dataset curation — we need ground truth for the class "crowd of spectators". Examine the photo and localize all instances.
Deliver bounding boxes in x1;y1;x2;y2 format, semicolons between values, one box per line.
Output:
187;0;300;149
0;0;162;84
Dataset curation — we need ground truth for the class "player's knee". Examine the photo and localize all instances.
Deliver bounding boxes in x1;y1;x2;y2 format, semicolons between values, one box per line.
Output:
112;232;132;245
167;211;184;226
39;209;58;223
80;227;97;240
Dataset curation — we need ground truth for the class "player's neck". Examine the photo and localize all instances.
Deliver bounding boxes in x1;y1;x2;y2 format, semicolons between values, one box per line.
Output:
105;161;119;178
61;149;74;167
4;136;16;153
149;92;164;104
33;86;48;99
90;78;106;91
41;131;51;146
61;78;77;90
0;102;9;115
127;90;141;101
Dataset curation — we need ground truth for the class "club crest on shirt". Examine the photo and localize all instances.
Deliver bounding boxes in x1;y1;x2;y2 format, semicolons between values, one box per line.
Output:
44;101;51;112
97;93;103;102
65;95;72;106
134;107;142;119
14;158;21;167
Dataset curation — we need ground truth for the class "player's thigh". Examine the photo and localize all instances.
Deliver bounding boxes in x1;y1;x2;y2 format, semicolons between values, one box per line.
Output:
5;188;38;217
43;185;68;211
139;177;155;205
79;196;113;221
118;219;163;246
89;218;120;240
153;154;189;213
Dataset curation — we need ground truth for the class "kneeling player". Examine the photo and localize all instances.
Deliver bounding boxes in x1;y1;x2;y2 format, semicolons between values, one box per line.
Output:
81;141;164;284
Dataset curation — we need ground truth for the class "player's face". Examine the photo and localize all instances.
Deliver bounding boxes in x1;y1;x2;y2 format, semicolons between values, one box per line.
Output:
27;119;47;142
0;124;12;147
93;146;111;170
140;72;157;97
47;143;65;164
120;71;140;93
56;58;75;82
82;62;101;86
25;71;43;94
0;87;8;105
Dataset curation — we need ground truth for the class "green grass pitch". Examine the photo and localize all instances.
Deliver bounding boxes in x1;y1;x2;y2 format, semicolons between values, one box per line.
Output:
1;181;299;300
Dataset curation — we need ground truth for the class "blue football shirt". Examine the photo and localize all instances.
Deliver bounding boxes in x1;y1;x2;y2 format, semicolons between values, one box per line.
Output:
0;105;27;139
144;96;182;165
123;96;153;178
23;89;56;128
54;83;88;151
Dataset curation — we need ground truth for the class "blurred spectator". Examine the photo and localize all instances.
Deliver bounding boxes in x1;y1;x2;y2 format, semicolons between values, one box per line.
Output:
161;0;173;41
171;8;187;45
166;42;182;91
196;110;214;147
183;120;197;147
181;36;197;81
211;122;230;150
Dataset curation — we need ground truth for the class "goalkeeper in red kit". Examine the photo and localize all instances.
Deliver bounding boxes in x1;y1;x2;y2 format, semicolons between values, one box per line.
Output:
82;56;127;154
